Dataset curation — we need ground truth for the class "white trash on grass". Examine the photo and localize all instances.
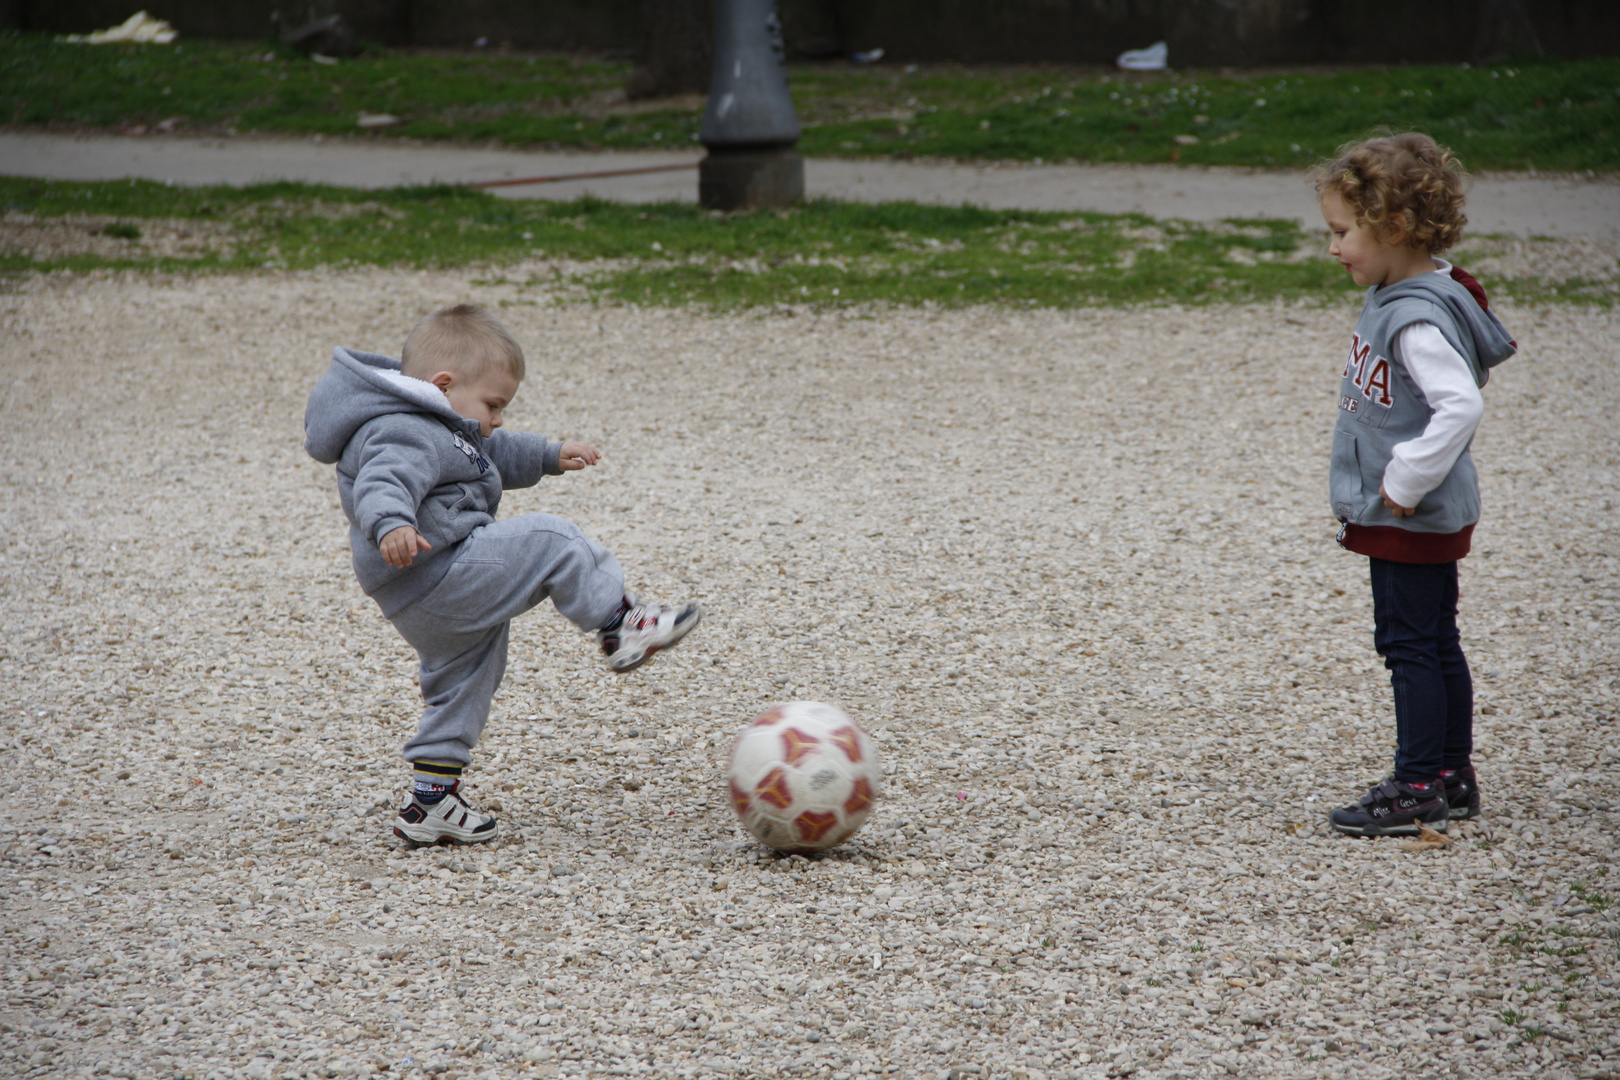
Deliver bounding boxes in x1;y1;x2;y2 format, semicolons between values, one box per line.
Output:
1117;41;1167;71
61;10;177;44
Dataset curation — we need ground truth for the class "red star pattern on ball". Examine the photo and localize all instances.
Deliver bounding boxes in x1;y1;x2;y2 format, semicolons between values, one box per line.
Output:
754;767;793;809
779;726;820;767
843;776;873;817
751;706;787;727
827;725;863;763
728;779;752;819
793;810;839;845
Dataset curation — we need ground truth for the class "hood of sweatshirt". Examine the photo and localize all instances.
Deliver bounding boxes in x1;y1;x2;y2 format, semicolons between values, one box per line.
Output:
304;347;469;465
1368;271;1518;385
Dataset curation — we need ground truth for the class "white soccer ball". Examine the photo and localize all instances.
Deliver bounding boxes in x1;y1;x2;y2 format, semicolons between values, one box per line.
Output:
726;701;880;853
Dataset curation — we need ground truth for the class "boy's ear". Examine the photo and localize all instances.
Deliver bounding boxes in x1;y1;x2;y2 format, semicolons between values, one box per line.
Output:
429;371;455;393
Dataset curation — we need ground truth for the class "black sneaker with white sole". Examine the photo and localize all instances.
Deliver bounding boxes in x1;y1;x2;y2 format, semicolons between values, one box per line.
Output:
1329;777;1449;837
1442;765;1481;820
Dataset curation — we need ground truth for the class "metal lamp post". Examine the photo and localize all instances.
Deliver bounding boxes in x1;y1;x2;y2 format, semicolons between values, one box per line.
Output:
698;0;804;210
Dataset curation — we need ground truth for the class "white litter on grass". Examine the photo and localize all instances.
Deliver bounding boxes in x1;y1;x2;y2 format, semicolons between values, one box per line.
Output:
1117;41;1167;71
61;10;177;44
357;113;403;129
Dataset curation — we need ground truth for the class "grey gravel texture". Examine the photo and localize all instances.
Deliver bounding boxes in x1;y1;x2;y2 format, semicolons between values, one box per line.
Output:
1;269;1616;1080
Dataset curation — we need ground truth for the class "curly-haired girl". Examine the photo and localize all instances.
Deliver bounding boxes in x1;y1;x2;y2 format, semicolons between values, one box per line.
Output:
1316;133;1518;837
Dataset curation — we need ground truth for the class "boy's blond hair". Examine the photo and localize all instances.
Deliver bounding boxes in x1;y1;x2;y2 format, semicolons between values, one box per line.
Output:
401;304;526;382
1316;133;1467;254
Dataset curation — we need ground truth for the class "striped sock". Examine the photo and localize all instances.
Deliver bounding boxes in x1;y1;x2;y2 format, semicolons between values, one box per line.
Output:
600;596;632;633
411;761;463;805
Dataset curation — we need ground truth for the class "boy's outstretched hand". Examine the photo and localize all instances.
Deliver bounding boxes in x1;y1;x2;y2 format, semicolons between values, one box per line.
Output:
380;525;433;568
558;441;602;472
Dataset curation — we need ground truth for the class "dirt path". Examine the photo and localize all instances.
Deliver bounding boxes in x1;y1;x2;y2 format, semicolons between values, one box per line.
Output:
4;131;1618;241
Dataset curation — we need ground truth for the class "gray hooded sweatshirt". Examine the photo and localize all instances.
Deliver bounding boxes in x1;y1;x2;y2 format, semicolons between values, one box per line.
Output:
1330;269;1516;536
304;348;563;616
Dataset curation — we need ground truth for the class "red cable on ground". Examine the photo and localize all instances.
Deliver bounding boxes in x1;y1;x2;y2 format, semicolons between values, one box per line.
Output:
468;162;699;189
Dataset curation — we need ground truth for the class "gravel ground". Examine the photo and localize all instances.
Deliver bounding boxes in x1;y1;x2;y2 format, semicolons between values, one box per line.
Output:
1;269;1616;1080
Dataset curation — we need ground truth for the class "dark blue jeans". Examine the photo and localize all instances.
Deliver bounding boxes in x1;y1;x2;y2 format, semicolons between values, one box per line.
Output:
1369;558;1474;782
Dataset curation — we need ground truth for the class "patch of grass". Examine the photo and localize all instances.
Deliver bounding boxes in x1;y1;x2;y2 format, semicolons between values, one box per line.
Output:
1545;945;1590;957
2;177;1605;308
1572;882;1614;912
0;34;688;147
2;32;1617;171
794;59;1620;171
1500;930;1531;951
0;176;1354;307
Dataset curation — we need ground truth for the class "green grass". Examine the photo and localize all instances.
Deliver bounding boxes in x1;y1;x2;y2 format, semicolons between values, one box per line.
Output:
794;59;1620;171
5;177;1608;307
3;32;1617;171
0;176;1354;307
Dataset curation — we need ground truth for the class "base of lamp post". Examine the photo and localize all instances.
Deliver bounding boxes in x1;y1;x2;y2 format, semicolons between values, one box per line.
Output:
699;148;804;210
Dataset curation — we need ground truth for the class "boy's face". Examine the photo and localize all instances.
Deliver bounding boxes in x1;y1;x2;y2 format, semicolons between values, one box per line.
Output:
431;368;520;438
1320;190;1397;288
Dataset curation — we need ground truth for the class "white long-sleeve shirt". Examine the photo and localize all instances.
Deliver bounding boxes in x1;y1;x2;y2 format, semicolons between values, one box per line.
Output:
1379;263;1486;511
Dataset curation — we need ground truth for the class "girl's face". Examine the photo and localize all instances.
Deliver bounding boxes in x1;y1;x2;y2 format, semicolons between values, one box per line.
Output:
1320;190;1400;288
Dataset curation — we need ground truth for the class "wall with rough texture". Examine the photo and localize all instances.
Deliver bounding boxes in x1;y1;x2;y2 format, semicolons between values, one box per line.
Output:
3;0;1613;64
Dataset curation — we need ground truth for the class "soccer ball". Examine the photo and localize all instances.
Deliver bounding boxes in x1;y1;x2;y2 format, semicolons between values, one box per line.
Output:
727;701;880;853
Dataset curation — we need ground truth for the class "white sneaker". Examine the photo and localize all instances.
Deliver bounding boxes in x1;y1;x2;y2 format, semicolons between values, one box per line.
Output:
393;782;497;846
598;600;702;672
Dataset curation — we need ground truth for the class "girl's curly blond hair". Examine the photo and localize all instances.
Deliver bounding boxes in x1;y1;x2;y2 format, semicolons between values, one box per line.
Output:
1315;132;1468;253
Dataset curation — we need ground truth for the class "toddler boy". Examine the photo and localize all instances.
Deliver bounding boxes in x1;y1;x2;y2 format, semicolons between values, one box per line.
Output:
304;304;700;846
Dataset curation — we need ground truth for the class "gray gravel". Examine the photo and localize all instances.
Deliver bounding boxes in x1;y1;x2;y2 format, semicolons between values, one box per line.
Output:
1;269;1616;1080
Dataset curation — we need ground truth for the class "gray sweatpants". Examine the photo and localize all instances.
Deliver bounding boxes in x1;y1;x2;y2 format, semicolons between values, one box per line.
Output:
388;514;625;767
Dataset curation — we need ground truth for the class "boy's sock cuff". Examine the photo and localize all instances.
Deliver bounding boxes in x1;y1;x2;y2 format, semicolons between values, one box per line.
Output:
412;762;463;805
599;596;633;634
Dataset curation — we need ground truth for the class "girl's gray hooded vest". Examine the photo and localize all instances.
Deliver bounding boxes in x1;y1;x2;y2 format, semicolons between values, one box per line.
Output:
1330;271;1516;534
304;348;563;615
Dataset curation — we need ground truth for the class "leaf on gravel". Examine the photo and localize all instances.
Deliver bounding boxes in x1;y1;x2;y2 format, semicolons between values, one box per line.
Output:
1399;824;1456;853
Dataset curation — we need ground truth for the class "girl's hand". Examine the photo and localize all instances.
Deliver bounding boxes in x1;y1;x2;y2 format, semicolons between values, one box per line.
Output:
1379;484;1416;517
558;441;602;471
380;525;432;567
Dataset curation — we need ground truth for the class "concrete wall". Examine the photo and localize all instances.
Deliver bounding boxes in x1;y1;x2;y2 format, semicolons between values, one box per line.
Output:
4;0;1614;64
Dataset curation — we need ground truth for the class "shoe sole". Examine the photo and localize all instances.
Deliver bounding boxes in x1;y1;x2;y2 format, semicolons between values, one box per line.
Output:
610;607;702;673
1449;807;1481;820
1330;815;1449;838
393;825;498;847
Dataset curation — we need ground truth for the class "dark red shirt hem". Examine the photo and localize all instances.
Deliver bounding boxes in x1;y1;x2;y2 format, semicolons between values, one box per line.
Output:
1339;522;1474;563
